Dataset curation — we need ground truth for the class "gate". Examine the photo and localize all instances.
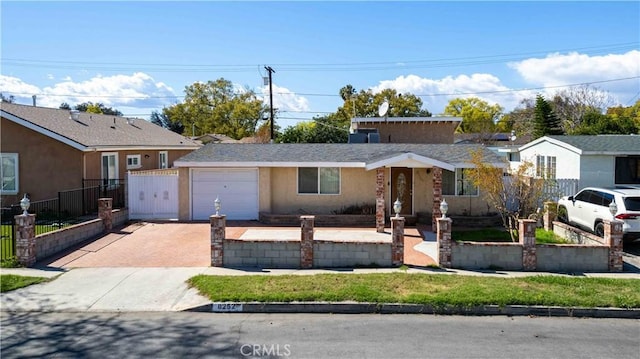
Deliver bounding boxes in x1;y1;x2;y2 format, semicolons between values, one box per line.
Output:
128;169;179;220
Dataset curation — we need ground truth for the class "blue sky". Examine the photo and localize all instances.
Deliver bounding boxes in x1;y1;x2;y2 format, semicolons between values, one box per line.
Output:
1;1;639;129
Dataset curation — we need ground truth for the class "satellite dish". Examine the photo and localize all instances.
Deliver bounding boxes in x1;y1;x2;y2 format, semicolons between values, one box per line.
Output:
378;100;389;117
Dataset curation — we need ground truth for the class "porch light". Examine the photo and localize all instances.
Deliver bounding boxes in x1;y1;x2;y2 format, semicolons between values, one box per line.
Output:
214;196;221;216
20;193;30;215
609;200;618;217
440;199;448;218
393;199;402;218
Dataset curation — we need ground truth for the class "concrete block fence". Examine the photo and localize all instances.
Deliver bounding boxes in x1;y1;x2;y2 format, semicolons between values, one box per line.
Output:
437;218;624;272
15;198;129;266
211;215;404;269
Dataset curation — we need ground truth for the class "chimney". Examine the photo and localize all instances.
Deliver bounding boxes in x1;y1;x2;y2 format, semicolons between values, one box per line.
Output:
32;95;36;107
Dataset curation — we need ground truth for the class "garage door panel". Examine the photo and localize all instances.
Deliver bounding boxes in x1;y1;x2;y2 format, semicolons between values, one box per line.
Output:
192;169;259;220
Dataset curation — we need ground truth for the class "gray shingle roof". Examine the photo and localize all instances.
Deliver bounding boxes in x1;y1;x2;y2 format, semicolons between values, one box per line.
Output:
1;102;200;149
175;143;502;167
547;135;640;153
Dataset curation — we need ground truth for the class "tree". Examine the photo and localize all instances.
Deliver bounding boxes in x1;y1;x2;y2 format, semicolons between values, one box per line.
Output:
164;78;266;140
533;94;563;139
467;149;551;242
72;102;123;116
503;98;536;138
59;102;71;110
551;84;615;134
572;110;638;135
278;114;348;143
443;97;503;138
1;93;15;103
150;110;185;134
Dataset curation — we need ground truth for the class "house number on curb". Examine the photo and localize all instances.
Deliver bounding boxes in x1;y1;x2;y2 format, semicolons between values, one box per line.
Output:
212;303;243;312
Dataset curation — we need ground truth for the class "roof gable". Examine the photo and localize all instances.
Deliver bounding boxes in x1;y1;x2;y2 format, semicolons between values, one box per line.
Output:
1;102;200;151
518;135;640;155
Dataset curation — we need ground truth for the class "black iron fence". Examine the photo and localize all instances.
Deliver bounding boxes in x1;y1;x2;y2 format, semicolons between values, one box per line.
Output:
0;179;126;261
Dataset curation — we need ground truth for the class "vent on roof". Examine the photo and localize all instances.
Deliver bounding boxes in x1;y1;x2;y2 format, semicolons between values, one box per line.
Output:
126;118;135;125
69;110;80;121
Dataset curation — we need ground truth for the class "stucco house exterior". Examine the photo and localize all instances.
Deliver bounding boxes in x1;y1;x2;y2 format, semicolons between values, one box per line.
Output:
500;135;640;190
0;102;201;205
173;142;505;229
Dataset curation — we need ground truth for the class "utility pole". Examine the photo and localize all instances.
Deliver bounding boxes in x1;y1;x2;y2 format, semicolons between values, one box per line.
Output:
264;66;275;143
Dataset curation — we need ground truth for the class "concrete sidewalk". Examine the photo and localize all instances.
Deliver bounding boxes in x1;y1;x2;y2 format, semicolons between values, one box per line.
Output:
2;266;639;316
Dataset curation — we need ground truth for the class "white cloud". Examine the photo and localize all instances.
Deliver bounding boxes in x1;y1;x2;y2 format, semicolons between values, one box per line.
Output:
369;73;533;114
47;74;54;80
0;73;178;117
261;83;310;113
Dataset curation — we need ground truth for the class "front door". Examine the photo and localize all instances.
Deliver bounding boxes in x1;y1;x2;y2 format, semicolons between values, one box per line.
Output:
391;168;413;215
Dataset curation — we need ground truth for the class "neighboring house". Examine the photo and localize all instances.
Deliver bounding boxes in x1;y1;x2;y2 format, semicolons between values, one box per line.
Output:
173;143;505;223
192;133;239;145
455;132;532;161
0;102;201;205
350;116;462;144
501;135;640;191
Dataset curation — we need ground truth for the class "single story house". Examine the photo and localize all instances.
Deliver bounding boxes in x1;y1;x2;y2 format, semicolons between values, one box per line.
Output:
173;142;505;227
1;102;201;205
500;135;640;191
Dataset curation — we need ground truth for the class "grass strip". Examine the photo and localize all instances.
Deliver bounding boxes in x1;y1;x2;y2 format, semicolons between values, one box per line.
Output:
453;228;569;244
188;273;640;309
1;274;48;292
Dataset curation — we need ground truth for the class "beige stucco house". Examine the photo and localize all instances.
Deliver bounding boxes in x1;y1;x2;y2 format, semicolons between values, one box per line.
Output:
0;102;201;206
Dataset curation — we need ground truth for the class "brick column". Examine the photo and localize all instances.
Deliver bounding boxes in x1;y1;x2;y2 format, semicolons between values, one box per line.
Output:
604;220;623;272
15;214;36;267
98;198;113;232
519;219;537;271
210;214;226;267
391;216;405;266
436;217;452;268
300;216;315;269
375;168;385;233
432;167;443;231
543;201;556;231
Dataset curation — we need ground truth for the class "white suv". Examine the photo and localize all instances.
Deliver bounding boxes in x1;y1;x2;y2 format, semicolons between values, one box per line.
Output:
557;187;640;242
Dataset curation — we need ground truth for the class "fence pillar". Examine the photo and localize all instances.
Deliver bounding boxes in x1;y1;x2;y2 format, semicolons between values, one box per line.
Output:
436;217;453;268
391;216;405;266
604;220;623;272
432;167;443;232
300;216;315;269
98;198;113;232
519;219;537;271
375;168;385;233
543;201;556;231
15;214;36;267
210;214;226;267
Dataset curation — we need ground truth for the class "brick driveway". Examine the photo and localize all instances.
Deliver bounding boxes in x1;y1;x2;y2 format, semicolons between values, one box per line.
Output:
38;221;436;268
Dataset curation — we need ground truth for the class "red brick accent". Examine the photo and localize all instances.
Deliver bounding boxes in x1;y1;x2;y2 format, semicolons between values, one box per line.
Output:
436;217;452;268
519;219;537;271
15;214;36;267
300;216;315;269
98;198;113;232
391;217;405;266
604;220;623;272
432;167;443;230
210;214;226;267
375;168;385;233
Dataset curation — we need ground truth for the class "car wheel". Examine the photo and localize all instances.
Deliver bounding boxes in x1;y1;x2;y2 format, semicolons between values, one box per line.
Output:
557;206;568;223
595;222;605;237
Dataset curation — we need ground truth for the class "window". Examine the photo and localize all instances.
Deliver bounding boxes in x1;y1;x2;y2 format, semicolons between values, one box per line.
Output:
298;167;340;194
0;153;18;194
159;151;168;169
442;168;478;196
535;155;556;179
101;153;118;187
126;155;141;169
615;156;640;184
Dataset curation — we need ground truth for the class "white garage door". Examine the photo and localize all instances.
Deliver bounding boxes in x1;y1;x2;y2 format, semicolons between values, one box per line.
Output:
192;168;259;220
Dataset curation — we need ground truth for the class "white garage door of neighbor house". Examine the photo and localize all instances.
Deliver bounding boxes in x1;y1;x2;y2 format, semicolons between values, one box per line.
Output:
192;168;259;220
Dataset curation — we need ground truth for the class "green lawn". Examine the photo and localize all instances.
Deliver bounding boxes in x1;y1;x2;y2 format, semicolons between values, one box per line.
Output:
188;273;640;309
453;228;570;244
1;274;48;292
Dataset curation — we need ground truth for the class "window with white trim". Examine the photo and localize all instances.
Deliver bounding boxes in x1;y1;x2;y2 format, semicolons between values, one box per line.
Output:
159;151;168;169
442;168;478;196
1;153;19;195
101;152;118;187
535;155;556;179
126;154;141;169
298;167;340;194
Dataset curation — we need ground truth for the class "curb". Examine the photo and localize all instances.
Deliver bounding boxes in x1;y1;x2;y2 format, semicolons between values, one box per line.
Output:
184;302;640;319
